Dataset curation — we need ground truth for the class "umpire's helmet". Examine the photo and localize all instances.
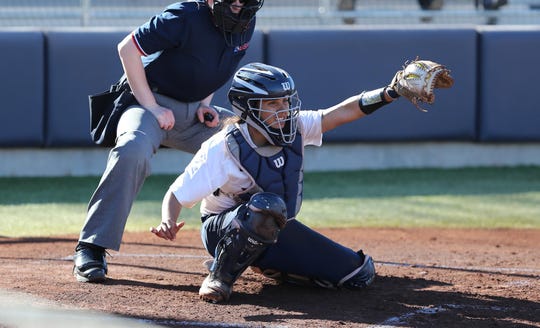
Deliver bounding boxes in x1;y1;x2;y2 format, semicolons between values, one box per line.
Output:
210;0;263;34
228;63;301;146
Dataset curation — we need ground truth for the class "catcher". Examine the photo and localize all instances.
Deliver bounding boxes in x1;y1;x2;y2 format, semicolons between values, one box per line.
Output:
151;60;453;303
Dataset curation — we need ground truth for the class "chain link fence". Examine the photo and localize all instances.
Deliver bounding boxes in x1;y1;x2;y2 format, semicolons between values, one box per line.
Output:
0;0;538;29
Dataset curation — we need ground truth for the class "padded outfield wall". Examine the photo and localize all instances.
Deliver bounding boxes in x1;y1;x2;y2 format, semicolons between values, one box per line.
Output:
0;26;539;175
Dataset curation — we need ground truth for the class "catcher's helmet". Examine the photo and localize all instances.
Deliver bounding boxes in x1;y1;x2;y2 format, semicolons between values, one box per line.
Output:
228;63;301;146
209;0;263;34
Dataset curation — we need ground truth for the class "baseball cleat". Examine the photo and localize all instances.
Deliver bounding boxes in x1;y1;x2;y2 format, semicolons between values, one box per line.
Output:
73;243;108;283
199;275;232;303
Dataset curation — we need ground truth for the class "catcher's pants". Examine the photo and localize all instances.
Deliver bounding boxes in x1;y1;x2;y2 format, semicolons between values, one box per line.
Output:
201;208;364;285
79;93;231;250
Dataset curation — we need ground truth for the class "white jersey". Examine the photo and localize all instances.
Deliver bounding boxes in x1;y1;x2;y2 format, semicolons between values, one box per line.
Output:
169;110;324;216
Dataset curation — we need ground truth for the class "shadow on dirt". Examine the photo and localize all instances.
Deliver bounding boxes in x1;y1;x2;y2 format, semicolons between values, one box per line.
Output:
105;277;201;294
0;236;77;244
225;275;540;328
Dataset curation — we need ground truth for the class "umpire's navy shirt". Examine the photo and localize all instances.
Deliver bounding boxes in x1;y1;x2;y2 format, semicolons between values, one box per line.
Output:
132;1;255;103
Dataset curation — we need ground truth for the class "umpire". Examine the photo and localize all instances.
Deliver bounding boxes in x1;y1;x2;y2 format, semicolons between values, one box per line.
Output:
73;0;264;283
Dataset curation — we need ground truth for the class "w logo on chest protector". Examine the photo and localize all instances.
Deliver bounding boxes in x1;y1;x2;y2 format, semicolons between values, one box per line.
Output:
273;156;285;168
226;127;303;219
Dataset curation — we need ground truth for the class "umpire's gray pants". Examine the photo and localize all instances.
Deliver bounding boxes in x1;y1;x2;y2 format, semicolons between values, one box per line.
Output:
79;93;231;250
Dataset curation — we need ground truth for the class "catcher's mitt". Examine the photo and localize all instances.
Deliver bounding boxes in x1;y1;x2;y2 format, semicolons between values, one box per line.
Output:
390;58;454;112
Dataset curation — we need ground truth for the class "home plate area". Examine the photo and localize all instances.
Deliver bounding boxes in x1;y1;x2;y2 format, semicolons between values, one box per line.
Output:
0;228;538;327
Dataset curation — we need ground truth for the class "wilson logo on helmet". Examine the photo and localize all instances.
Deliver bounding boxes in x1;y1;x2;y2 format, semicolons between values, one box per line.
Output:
281;82;291;91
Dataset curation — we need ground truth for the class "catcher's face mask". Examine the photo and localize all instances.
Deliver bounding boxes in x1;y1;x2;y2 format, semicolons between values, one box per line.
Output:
210;0;263;33
247;94;300;146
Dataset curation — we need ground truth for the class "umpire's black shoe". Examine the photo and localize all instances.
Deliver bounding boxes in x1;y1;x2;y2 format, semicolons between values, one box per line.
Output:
73;242;108;283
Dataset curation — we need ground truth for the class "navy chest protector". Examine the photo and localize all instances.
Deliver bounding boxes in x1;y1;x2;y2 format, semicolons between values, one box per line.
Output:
225;127;304;219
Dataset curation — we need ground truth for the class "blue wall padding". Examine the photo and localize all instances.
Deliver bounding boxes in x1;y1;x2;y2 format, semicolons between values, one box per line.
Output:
0;31;45;147
266;28;478;142
5;27;539;147
45;30;128;146
478;27;540;141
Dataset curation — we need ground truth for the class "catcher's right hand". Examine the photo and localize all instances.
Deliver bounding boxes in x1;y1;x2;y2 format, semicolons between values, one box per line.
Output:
390;58;454;112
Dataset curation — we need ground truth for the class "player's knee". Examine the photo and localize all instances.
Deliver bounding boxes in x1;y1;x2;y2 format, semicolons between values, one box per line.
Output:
239;192;287;244
113;131;154;173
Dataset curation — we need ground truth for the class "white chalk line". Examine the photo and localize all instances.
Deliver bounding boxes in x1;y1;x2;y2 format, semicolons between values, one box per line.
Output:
367;303;513;328
60;254;540;275
60;253;212;261
138;318;289;328
378;260;540;275
112;253;211;259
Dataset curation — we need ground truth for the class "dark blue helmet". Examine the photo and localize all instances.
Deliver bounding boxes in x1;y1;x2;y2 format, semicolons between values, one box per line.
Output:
228;63;301;146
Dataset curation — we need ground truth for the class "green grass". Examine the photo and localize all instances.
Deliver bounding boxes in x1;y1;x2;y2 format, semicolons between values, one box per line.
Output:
1;166;539;237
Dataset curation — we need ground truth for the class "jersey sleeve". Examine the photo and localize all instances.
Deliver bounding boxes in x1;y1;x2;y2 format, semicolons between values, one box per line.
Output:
132;4;190;56
298;110;324;147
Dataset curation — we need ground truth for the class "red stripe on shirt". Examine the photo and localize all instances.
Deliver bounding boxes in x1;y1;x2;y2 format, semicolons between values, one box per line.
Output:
131;33;147;56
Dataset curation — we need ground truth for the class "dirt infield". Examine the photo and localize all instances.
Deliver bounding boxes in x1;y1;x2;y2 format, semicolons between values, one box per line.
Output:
1;228;539;328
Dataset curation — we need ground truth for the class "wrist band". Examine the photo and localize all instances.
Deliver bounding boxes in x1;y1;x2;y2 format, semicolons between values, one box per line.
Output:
358;88;388;115
385;87;400;99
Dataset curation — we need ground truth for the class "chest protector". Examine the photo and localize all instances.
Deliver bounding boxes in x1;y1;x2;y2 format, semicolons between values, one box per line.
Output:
225;127;304;219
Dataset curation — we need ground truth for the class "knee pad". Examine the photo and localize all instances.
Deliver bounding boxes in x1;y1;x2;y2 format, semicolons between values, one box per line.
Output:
210;226;265;285
208;193;286;286
239;192;287;244
210;214;275;286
